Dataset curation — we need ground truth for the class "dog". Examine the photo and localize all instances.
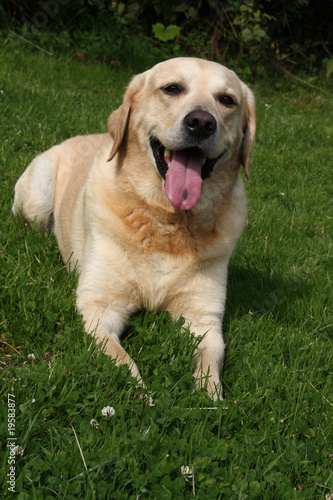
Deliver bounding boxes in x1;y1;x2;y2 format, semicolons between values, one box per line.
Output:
12;57;256;401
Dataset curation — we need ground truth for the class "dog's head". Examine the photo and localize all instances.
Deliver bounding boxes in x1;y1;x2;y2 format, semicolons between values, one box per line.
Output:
108;57;256;211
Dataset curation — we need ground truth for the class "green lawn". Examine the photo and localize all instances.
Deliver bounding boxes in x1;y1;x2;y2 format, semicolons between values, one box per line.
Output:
1;45;332;499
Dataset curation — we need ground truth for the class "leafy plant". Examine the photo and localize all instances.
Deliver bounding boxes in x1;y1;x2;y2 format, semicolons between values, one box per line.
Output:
326;58;333;78
232;0;272;47
152;23;181;42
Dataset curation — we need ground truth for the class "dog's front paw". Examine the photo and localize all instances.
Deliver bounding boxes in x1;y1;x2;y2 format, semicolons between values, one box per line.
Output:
194;373;223;403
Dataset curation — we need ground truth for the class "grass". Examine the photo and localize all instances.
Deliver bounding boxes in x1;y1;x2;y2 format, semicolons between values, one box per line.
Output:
0;43;332;499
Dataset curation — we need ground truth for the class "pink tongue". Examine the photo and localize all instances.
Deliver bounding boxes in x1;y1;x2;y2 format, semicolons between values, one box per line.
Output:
164;150;203;210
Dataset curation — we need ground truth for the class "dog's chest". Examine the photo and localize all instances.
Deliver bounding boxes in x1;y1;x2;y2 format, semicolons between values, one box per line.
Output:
94;199;241;311
120;205;220;258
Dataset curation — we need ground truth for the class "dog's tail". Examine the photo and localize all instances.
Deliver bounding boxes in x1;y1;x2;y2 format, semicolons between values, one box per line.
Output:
12;147;58;230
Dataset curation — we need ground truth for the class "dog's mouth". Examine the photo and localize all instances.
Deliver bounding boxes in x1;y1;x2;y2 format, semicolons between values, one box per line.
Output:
150;137;226;210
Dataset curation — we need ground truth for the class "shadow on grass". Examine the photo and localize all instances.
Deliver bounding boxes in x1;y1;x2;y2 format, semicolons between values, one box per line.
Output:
224;258;312;327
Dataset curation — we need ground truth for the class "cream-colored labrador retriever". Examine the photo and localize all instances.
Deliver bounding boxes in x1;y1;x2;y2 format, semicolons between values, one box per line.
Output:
13;57;255;401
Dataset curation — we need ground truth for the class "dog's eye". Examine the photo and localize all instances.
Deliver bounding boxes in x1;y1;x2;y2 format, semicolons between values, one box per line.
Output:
219;95;236;107
162;84;182;96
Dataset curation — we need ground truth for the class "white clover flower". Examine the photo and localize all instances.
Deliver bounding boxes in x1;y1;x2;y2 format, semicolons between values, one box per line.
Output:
147;397;155;407
14;446;24;456
139;393;147;401
31;399;36;403
280;192;285;196
101;406;115;417
90;419;99;428
28;353;35;360
181;465;192;478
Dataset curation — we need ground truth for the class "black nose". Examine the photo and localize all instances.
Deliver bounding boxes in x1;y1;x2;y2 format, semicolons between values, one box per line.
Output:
184;110;217;139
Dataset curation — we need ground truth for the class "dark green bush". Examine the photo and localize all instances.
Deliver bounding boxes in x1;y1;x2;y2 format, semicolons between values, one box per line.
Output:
1;0;332;73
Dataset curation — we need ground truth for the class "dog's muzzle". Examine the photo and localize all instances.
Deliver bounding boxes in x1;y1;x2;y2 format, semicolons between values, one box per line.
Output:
150;109;227;210
150;136;226;211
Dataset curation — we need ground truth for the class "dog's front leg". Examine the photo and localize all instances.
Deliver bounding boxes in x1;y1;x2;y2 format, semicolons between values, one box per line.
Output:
167;262;228;401
184;316;225;401
168;267;228;401
77;296;142;383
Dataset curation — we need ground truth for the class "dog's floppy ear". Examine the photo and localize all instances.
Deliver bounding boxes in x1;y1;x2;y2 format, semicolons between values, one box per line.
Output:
107;73;146;162
240;83;256;179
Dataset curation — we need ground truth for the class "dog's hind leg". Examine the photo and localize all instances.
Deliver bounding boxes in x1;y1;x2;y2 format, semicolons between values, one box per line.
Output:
12;147;58;230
